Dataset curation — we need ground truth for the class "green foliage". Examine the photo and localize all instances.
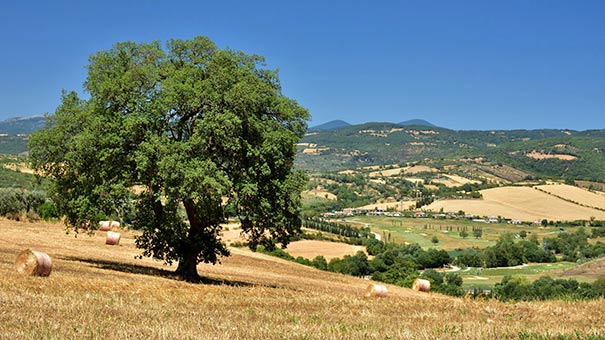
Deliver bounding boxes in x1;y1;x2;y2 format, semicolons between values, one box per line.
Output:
0;166;39;190
365;238;386;256
37;201;59;220
299;124;605;181
295;256;313;266
472;228;483;239
302;173;377;215
28;36;309;281
494;275;605;301
452;234;556;269
256;245;295;261
459;229;469;239
543;228;605;262
420;270;465;297
328;251;370;276
0;188;48;218
311;255;328;270
0;188;25;216
302;217;372;238
0;135;29;155
452;248;483;267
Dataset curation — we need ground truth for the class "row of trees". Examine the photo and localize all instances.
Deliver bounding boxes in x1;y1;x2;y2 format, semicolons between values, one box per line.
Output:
454;228;605;269
454;234;556;268
302;217;372;238
491;276;605;301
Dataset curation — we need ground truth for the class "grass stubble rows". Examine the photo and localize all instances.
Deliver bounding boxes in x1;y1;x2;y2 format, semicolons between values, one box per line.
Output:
0;219;604;339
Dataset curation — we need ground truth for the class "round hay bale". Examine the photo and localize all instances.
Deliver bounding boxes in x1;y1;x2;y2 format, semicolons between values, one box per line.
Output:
412;278;431;292
15;249;52;276
365;284;388;297
99;220;110;231
106;231;121;245
110;221;120;228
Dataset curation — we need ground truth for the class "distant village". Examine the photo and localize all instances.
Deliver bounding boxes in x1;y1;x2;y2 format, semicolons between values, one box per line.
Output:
323;206;528;225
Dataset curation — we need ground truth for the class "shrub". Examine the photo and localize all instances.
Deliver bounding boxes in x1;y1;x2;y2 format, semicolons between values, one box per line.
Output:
295;256;313;266
37;201;59;220
312;255;328;270
0;188;50;219
0;188;25;216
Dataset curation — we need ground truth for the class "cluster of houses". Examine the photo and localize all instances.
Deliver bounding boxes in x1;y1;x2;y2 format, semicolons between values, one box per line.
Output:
322;207;525;225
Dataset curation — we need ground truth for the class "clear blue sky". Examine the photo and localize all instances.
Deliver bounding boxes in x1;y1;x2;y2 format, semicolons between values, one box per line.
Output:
1;1;604;130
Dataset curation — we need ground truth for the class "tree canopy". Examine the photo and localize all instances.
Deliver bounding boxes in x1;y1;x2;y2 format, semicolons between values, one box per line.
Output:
29;36;309;281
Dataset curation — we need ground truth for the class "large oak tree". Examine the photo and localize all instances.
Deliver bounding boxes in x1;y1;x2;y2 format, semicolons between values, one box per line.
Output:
29;36;309;281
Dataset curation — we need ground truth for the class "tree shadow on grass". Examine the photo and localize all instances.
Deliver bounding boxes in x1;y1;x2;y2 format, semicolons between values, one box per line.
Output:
59;255;258;287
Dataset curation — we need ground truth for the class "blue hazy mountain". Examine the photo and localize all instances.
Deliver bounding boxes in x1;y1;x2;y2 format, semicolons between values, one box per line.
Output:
397;119;437;127
0;115;46;134
308;120;351;131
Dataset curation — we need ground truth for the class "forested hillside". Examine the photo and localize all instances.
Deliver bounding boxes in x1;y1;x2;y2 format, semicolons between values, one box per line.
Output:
298;123;605;181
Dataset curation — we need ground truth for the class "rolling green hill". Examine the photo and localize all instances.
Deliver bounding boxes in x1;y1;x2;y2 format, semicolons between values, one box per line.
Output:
297;123;605;181
0;116;46;134
0;134;29;155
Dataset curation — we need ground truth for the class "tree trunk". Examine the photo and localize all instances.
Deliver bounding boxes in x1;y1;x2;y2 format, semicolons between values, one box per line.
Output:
176;250;201;282
177;198;204;282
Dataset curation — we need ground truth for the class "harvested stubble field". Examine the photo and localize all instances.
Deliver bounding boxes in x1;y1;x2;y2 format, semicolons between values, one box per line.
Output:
356;200;417;212
426;186;605;222
535;184;605;211
284;240;365;261
1;219;605;339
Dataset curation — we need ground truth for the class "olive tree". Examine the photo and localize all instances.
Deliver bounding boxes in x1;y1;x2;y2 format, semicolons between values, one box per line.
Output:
29;36;309;281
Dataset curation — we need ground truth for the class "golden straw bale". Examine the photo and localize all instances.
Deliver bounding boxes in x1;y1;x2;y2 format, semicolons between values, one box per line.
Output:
106;231;121;245
412;278;431;292
365;284;388;297
99;220;120;231
99;220;110;231
15;249;52;276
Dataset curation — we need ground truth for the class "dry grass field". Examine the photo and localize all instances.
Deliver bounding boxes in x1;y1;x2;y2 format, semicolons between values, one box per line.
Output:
282;240;365;261
561;258;605;279
525;151;577;161
369;167;405;177
302;189;338;200
535;184;605;210
1;219;605;339
426;186;605;221
404;165;438;174
2;163;35;174
432;174;481;188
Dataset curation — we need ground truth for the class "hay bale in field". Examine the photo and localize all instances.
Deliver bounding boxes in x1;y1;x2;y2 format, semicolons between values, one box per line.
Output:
106;231;121;245
99;220;120;231
99;220;110;231
412;278;431;292
15;249;52;276
365;284;388;297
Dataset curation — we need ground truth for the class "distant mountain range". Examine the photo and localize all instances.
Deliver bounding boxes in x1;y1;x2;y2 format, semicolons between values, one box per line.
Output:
0;116;46;134
1;115;438;135
309;118;437;131
309;120;352;131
